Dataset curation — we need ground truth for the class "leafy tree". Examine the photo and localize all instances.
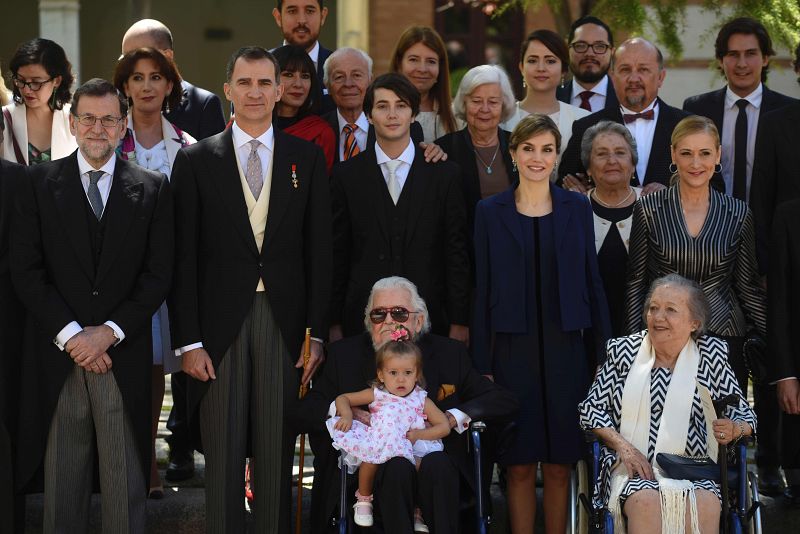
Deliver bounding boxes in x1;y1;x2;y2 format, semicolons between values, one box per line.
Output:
479;0;800;58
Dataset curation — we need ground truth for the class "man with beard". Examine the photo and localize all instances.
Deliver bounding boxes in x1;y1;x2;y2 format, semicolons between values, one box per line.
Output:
556;16;618;113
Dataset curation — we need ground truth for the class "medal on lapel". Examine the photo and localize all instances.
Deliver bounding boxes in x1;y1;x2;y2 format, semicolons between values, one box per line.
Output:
291;164;298;188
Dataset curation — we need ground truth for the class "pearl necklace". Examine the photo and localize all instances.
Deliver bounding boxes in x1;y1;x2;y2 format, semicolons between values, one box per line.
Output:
590;186;634;208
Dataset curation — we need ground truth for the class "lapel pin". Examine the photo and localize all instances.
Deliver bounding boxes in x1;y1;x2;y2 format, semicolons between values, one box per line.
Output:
291;164;298;188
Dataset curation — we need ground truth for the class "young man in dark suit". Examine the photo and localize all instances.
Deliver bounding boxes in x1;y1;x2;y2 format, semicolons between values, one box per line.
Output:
329;73;469;344
556;16;618;113
10;78;173;533
169;46;331;533
306;277;518;533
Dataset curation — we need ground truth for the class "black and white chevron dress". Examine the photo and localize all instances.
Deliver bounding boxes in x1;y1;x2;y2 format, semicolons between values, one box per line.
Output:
578;332;757;508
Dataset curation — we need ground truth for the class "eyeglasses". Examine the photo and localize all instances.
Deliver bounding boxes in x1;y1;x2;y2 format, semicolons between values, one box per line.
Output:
73;114;124;128
570;42;611;54
368;307;417;324
12;76;54;91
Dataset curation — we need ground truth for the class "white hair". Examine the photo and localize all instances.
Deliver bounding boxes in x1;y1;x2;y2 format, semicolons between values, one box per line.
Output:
323;47;373;87
452;64;516;124
363;276;431;334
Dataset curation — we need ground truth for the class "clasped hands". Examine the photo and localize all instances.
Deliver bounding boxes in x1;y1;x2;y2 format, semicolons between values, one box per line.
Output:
65;325;116;374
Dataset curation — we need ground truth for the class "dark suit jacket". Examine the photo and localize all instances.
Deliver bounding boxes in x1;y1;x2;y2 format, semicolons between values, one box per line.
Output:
330;145;470;336
10;153;173;492
751;101;800;273
322;110;424;164
559;97;698;189
556;75;619;112
169;127;332;428
165;79;226;141
316;45;336;114
472;184;611;373
768;198;800;382
306;333;519;532
682;85;796;203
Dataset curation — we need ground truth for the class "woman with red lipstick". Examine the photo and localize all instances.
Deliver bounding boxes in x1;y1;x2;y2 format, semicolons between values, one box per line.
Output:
113;47;195;500
390;26;457;143
502;29;589;159
625;115;766;392
473;114;610;534
272;45;335;174
2;38;77;165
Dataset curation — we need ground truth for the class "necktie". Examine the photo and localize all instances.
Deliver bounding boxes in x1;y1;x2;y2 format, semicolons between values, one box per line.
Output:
733;99;748;201
578;90;593;112
385;159;402;205
87;170;104;220
622;109;655;123
342;123;361;160
246;139;263;199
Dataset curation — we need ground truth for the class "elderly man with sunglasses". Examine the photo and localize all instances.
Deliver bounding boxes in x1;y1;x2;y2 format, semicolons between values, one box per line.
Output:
305;276;517;534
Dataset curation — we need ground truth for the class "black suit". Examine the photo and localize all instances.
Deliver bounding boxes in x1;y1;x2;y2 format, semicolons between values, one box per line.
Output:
559;97;706;189
0;159;25;533
10;152;173;494
165;79;226;141
682;85;796;202
555;75;619;112
306;333;518;533
322;110;424;164
330;145;470;336
316;45;336;114
768;198;800;483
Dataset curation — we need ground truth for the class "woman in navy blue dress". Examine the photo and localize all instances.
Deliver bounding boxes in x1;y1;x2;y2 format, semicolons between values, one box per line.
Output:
473;114;610;533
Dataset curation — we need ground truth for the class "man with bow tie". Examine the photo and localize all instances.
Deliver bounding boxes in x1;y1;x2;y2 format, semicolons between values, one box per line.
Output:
560;38;724;194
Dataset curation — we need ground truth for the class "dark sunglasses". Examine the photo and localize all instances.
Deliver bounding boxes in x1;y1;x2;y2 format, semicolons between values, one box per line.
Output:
368;307;416;324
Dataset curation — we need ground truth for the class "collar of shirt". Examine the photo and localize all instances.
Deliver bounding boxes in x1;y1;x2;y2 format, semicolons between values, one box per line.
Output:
283;39;319;65
232;121;275;153
725;83;763;110
375;138;415;167
77;149;117;178
620;97;658;118
336;110;369;134
572;74;609;99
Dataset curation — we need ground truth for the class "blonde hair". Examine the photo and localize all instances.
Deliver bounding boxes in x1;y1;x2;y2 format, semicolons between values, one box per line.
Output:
669;115;720;184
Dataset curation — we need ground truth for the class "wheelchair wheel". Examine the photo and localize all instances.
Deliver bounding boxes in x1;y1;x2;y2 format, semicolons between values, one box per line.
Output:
746;471;762;534
569;459;590;534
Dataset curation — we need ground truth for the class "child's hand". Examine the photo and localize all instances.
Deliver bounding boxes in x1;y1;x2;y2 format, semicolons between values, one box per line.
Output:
334;416;352;432
406;429;419;444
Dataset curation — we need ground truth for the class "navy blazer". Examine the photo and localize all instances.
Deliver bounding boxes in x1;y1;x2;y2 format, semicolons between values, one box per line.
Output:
472;183;611;373
165;79;226;141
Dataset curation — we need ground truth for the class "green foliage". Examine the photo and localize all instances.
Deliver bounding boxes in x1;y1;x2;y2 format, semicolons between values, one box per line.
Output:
491;0;800;58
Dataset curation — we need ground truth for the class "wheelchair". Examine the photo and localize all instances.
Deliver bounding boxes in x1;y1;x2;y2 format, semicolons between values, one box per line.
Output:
334;421;494;534
569;437;763;534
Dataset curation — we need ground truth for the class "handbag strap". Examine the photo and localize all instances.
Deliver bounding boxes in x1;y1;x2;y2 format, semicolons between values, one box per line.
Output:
2;108;26;165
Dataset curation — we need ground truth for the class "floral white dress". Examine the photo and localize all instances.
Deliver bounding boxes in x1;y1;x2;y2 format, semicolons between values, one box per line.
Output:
326;386;444;473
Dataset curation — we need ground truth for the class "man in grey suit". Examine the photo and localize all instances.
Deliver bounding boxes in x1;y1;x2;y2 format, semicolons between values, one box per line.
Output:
11;79;173;533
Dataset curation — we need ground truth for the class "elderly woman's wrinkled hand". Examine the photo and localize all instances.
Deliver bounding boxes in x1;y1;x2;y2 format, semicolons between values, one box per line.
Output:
712;418;738;446
619;442;654;480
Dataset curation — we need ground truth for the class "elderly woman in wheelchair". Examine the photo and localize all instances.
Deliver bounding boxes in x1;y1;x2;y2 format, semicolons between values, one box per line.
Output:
578;274;756;534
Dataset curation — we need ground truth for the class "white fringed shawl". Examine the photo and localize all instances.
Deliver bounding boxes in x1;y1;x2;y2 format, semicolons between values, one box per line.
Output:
608;334;702;534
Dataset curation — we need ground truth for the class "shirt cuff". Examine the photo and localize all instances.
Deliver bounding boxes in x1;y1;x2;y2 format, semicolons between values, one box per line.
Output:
175;342;203;357
311;336;324;344
447;408;471;434
770;376;798;385
104;321;125;346
55;321;83;351
327;400;337;419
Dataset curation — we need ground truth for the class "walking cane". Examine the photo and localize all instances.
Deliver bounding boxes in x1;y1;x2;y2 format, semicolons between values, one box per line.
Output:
714;394;738;534
295;328;312;534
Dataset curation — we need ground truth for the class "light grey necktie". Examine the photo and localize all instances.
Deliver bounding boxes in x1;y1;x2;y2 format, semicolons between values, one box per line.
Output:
87;170;104;219
246;139;263;199
384;159;402;205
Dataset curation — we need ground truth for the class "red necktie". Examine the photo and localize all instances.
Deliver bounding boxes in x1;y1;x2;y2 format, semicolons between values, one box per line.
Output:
622;109;655;123
578;91;593;112
342;124;361;160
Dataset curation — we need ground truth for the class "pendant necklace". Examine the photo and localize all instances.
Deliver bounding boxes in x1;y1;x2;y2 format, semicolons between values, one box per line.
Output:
474;144;500;174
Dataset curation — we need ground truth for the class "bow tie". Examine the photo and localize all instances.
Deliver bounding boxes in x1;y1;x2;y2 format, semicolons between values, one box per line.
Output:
622;109;655;123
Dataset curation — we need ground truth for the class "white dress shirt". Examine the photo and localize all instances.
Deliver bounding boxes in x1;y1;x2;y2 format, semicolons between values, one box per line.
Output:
621;99;659;185
375;138;415;192
336;110;369;161
570;75;610;112
54;152;125;350
720;84;762;200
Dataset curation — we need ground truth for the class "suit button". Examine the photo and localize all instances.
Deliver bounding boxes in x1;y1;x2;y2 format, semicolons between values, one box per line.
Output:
92;290;99;296
258;261;263;268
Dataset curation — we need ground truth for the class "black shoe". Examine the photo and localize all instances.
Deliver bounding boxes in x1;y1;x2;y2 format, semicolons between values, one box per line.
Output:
784;485;800;506
757;466;785;496
165;451;195;482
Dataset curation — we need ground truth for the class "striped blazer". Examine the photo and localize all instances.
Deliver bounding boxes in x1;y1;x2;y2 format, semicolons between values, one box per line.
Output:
624;185;766;337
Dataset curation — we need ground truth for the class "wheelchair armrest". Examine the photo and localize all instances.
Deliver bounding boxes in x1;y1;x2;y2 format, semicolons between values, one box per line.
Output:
470;421;486;432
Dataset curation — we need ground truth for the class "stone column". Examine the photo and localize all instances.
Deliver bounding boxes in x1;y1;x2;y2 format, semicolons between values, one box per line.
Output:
337;0;369;52
39;0;81;84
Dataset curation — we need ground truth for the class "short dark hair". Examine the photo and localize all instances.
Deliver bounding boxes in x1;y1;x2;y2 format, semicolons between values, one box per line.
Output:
113;48;183;112
715;17;775;83
9;38;74;110
794;41;800;80
276;0;324;9
226;46;281;84
520;29;569;74
363;73;420;118
272;44;321;116
567;16;614;47
71;78;129;117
